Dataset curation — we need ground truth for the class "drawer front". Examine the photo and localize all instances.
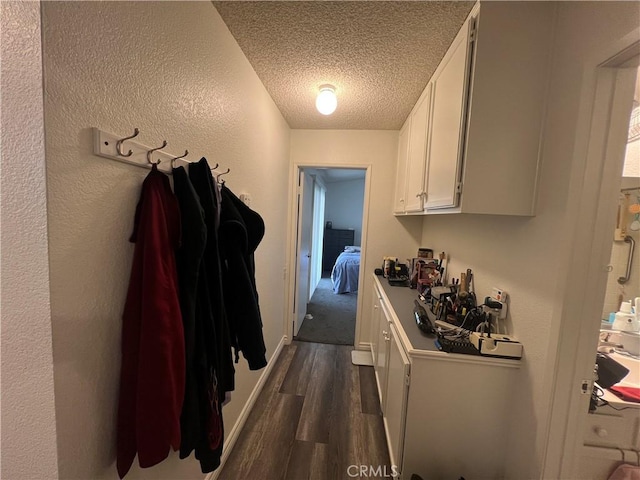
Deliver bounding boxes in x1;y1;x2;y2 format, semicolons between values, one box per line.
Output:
584;411;640;449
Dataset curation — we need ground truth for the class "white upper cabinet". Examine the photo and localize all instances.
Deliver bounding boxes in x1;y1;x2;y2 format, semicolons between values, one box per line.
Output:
405;84;432;212
393;120;410;214
395;1;555;216
424;21;473;210
394;81;433;214
454;2;554;216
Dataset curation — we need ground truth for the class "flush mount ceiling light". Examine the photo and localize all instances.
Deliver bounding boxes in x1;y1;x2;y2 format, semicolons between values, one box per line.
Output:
316;84;337;115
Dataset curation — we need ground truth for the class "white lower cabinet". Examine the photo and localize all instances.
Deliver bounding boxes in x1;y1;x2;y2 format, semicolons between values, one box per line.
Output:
370;286;381;371
374;295;389;410
372;282;411;475
370;277;519;479
383;323;410;473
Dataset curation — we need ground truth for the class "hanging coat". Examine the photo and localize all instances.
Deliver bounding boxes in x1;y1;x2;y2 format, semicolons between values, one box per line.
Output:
117;164;185;479
171;166;207;459
219;185;267;370
188;158;233;473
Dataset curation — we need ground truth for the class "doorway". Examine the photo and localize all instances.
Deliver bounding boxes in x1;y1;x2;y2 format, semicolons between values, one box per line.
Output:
572;65;640;479
289;167;367;346
546;46;640;479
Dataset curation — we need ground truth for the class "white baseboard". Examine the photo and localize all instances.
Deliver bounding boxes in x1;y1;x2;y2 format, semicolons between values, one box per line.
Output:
205;335;287;480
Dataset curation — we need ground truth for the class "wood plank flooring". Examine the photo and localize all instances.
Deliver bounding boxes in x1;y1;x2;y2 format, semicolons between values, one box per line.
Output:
218;341;391;480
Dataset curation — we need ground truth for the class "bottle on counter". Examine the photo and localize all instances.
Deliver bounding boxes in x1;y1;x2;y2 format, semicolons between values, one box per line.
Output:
612;301;640;332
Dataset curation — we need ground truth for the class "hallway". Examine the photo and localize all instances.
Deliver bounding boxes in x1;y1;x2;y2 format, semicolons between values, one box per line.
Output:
295;277;357;345
219;342;390;479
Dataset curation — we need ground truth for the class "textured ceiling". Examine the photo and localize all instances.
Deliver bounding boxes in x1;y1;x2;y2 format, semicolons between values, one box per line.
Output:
213;1;475;130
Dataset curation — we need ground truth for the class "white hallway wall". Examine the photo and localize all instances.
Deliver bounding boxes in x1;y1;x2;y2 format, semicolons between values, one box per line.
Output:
42;2;290;479
324;178;365;245
419;2;640;478
0;2;59;478
290;130;423;346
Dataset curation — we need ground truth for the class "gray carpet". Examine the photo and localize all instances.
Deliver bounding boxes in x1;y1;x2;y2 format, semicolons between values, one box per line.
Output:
295;277;357;345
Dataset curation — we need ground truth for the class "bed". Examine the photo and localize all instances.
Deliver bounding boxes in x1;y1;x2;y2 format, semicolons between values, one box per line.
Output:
331;246;361;294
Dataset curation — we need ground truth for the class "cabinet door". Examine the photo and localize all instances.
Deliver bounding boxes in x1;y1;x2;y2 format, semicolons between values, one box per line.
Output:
425;20;473;210
384;323;411;473
393;120;410;214
404;84;432;213
375;299;391;412
370;284;382;366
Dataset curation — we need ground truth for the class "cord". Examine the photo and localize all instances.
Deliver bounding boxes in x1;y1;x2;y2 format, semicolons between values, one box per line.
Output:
592;385;637;411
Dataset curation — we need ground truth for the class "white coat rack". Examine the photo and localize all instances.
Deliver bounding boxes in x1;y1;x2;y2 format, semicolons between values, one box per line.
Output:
92;127;227;178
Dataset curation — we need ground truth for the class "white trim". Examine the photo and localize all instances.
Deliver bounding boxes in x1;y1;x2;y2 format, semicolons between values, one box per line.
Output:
206;335;287;480
286;163;372;347
542;37;639;479
354;164;373;348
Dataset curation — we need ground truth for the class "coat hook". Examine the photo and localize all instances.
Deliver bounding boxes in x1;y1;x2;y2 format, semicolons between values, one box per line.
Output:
211;163;219;170
216;168;230;184
170;150;189;168
146;140;167;165
115;128;140;157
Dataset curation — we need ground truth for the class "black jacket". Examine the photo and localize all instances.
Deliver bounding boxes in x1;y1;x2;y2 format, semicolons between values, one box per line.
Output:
187;158;234;473
219;185;267;370
172;166;207;461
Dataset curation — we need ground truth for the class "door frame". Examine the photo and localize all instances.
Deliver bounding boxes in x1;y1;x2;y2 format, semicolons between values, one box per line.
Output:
542;39;639;478
284;163;372;346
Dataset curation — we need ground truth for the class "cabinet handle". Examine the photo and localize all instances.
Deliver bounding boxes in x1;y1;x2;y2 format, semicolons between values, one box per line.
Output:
594;427;608;438
383;330;390;341
374;305;379;309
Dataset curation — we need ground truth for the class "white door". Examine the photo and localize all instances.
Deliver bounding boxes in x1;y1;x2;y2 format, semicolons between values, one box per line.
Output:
309;179;326;298
294;170;314;336
385;323;411;474
547;60;639;478
405;83;432;212
375;298;392;412
370;284;382;368
425;20;473;210
393;120;411;214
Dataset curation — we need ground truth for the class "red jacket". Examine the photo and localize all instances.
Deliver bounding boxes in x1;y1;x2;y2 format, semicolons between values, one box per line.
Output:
117;165;185;478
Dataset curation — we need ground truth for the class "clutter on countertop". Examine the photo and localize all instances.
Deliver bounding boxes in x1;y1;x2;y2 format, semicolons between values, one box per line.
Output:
374;250;523;359
609;385;640;403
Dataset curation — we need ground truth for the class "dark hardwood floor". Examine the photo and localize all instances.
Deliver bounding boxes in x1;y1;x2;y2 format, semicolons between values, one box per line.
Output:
218;341;391;480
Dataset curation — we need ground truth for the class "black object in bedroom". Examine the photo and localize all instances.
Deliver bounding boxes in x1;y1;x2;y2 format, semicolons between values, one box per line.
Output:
322;228;355;272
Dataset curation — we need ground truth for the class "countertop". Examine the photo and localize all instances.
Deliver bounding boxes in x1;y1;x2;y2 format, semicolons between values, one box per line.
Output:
374;274;521;367
596;351;640;409
375;275;440;352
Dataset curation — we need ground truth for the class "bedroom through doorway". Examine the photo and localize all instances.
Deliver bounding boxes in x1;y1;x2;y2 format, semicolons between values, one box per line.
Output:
293;167;366;346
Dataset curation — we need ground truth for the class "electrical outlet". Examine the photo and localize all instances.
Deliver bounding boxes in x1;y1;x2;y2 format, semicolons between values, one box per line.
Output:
492;288;507;302
491;288;508;319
